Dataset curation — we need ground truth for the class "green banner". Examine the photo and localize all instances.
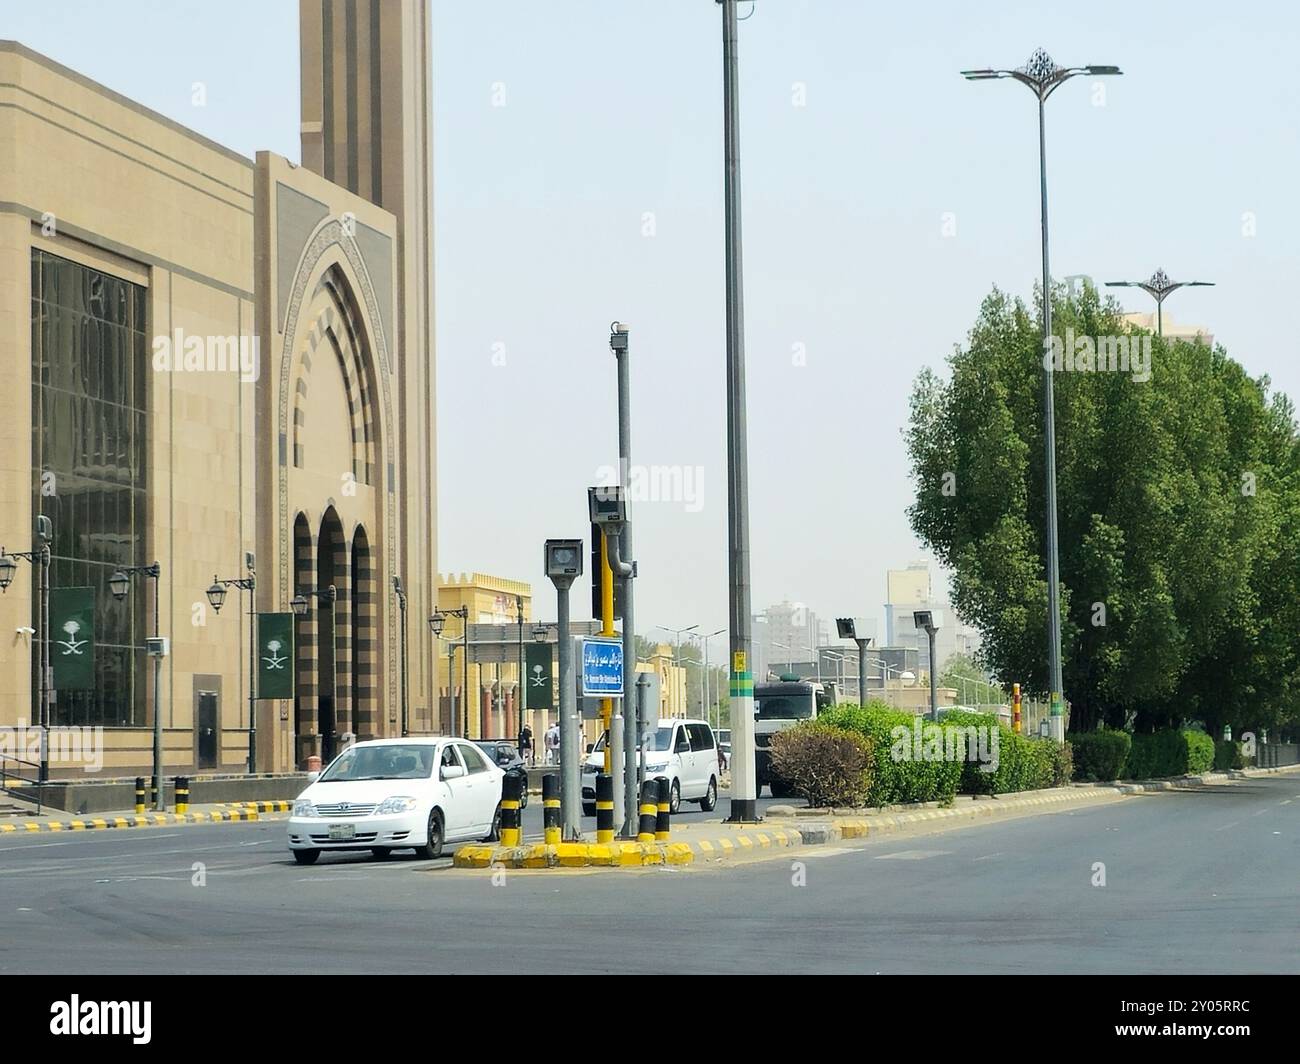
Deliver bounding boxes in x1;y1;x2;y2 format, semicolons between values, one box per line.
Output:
525;642;553;710
50;586;95;690
257;612;295;699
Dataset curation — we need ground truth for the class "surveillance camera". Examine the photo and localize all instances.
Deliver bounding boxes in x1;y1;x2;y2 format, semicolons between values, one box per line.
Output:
16;626;35;636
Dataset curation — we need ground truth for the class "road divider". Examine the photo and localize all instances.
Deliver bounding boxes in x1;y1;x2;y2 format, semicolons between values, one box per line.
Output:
0;809;260;833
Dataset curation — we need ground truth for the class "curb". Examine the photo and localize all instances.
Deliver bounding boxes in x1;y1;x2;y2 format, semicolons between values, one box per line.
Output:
220;801;292;813
0;810;261;833
454;840;695;869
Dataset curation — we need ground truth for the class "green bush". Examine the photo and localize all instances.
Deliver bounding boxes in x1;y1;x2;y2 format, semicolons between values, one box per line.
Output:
1214;739;1246;771
1068;729;1132;781
1125;729;1216;779
940;710;1070;796
767;723;874;808
819;704;963;807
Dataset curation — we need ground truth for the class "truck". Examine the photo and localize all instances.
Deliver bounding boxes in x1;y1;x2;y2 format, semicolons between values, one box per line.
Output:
753;676;835;797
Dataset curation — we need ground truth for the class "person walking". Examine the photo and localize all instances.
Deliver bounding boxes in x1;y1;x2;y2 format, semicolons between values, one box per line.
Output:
518;723;534;766
544;721;560;765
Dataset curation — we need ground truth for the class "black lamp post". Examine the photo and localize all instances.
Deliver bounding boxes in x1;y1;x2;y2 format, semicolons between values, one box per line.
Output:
1;517;53;782
393;577;409;736
292;585;337;760
430;606;469;737
207;556;256;772
110;562;163;808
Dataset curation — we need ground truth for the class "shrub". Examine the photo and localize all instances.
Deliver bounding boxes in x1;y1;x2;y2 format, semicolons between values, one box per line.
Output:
940;710;1067;796
767;723;874;808
1125;728;1216;779
1068;728;1132;781
1044;738;1074;787
819;703;963;807
1214;739;1246;771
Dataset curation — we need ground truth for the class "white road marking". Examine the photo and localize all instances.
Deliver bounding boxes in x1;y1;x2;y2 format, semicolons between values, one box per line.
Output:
874;850;952;860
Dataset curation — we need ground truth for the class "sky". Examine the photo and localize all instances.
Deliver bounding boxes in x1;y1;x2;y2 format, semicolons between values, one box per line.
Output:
4;0;1298;651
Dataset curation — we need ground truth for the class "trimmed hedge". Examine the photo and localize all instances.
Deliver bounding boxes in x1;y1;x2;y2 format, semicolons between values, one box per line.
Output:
768;723;874;808
1125;728;1215;779
819;704;963;807
1068;728;1132;781
818;704;1073;805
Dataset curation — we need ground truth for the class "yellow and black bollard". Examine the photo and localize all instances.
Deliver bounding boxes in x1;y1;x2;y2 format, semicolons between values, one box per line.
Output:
595;774;614;844
134;777;145;815
655;776;671;842
637;779;658;843
500;773;522;846
542;773;561;846
175;776;189;815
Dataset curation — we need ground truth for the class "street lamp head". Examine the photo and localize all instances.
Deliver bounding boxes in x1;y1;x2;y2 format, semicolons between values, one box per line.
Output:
0;552;15;592
206;577;227;613
609;321;629;353
290;593;309;618
429;611;446;637
913;609;938;634
109;569;130;601
544;538;583;589
533;624;549;642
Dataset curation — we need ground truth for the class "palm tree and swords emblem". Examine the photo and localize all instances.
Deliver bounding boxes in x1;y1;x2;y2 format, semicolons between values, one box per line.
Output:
57;619;88;656
262;638;287;671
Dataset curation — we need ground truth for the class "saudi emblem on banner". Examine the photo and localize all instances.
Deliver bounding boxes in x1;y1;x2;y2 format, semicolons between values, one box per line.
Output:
50;587;95;690
257;613;295;699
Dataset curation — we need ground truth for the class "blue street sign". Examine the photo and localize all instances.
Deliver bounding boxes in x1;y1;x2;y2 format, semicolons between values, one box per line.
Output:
581;636;624;697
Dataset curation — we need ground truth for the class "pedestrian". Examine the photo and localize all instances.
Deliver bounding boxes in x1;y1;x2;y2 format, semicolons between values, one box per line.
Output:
545;721;560;765
518;723;534;765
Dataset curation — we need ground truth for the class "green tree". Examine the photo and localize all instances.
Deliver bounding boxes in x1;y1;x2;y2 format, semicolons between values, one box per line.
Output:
907;282;1300;736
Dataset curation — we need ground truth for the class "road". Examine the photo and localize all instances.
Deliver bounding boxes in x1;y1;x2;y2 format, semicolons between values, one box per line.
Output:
1;775;1295;973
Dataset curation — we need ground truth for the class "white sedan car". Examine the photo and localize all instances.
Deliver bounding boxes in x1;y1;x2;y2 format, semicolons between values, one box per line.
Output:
288;737;504;864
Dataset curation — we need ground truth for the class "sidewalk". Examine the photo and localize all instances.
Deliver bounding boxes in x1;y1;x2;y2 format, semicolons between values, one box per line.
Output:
0;801;270;834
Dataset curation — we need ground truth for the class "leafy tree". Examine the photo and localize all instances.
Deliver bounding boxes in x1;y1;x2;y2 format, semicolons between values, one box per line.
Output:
907;282;1300;736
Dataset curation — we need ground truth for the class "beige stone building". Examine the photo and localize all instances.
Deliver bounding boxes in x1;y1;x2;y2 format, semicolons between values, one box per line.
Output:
0;1;437;777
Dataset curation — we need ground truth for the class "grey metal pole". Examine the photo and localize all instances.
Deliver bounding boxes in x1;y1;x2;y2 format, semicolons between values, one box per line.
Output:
721;0;757;821
556;586;578;838
613;331;639;836
462;615;469;739
855;638;868;709
928;629;939;722
635;671;650;798
247;575;257;771
516;597;525;746
1037;95;1065;742
39;544;50;783
1156;296;1164;339
152;569;163;810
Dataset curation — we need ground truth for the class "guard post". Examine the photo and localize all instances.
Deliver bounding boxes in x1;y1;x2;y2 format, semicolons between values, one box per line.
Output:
542;773;561;846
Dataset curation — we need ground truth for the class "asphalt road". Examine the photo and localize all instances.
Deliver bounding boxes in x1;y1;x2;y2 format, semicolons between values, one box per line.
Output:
1;776;1295;973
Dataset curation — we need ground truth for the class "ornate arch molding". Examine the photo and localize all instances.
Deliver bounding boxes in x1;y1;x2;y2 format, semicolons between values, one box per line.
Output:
277;218;399;716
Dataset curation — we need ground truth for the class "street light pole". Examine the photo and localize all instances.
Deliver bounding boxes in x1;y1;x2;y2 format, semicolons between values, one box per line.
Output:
393;577;408;736
1104;269;1214;339
609;323;639;836
962;50;1121;742
111;562;163;808
207;557;256;771
1;518;53;782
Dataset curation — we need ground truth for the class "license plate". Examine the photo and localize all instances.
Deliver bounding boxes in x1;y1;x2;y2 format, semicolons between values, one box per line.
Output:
328;823;356;841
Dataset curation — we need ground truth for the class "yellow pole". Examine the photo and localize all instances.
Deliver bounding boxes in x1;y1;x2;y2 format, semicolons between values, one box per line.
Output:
600;533;616;772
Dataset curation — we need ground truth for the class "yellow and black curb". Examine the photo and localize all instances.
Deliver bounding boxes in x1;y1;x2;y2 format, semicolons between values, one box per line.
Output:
455;840;695;869
0;809;261;833
220;800;292;813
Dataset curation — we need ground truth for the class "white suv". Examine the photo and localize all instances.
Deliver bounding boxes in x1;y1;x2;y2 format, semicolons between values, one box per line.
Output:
582;717;720;815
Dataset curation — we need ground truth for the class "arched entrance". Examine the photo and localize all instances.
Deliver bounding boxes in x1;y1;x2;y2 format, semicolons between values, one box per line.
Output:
316;506;348;761
351;525;376;739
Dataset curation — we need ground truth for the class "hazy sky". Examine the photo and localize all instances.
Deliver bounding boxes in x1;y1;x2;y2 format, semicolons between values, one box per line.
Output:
5;0;1297;649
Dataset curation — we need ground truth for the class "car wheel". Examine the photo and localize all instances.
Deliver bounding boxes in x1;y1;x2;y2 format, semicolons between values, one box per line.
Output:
582;802;596;818
669;779;681;816
292;849;320;865
483;803;502;842
698;776;717;812
415;809;444;859
520;787;528;810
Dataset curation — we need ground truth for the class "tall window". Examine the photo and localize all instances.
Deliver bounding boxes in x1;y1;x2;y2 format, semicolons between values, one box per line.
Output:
31;250;148;727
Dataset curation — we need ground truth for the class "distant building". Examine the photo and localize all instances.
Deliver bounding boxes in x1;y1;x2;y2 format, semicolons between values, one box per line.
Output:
884;563;980;679
637;644;688;719
753;600;830;682
1122;311;1213;347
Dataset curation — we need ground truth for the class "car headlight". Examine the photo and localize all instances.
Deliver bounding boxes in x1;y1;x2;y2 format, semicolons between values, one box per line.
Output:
645;760;669;773
374;796;418;815
582;763;599;775
292;799;317;817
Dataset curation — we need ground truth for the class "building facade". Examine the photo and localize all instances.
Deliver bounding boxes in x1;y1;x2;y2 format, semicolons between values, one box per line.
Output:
0;1;437;777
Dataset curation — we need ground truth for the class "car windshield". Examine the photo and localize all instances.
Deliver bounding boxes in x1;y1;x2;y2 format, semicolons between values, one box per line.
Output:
318;744;435;782
755;696;815;721
650;726;674;752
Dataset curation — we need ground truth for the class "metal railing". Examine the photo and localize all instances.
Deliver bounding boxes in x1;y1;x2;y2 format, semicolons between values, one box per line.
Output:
1;755;44;815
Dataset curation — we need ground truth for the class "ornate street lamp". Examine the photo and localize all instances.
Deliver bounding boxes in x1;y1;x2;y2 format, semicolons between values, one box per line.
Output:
1105;268;1214;338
